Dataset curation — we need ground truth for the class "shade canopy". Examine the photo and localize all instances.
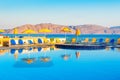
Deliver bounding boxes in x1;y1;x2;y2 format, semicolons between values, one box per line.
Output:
61;27;72;39
39;28;52;33
61;27;71;33
0;29;5;33
75;29;81;36
13;28;18;34
22;29;37;34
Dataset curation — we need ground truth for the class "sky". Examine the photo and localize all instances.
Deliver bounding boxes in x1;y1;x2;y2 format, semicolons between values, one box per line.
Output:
0;0;120;29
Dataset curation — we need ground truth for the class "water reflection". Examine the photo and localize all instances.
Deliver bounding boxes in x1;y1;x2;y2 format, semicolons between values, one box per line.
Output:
118;48;120;51
38;47;42;52
10;49;16;54
0;49;8;56
10;47;43;55
61;51;81;60
111;47;115;51
12;47;57;68
61;54;71;61
18;48;23;54
1;46;120;68
40;57;51;62
105;47;115;51
14;59;53;68
75;51;80;59
105;47;110;51
28;47;32;51
22;58;36;64
14;53;18;60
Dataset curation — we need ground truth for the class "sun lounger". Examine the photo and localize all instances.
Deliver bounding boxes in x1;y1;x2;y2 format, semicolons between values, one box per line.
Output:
18;39;24;45
11;39;16;45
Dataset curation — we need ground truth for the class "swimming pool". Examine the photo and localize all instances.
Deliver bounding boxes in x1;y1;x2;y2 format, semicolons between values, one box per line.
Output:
0;47;120;80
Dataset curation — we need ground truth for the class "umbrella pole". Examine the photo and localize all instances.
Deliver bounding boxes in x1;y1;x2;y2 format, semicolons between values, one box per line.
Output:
45;33;46;37
65;32;66;39
76;35;78;43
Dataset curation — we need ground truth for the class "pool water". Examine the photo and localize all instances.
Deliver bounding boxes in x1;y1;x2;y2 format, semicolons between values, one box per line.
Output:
0;47;120;80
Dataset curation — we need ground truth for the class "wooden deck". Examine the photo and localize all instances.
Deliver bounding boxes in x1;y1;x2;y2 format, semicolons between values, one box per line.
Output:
55;43;106;50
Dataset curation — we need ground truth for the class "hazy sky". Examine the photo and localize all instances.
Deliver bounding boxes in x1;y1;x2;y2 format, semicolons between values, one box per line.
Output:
0;0;120;29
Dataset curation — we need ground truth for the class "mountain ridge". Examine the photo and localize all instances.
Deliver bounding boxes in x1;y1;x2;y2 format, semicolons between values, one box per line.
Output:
2;23;120;34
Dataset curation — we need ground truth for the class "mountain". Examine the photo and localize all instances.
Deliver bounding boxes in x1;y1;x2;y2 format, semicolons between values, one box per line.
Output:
68;24;114;34
2;23;120;34
110;26;120;34
75;24;110;34
6;23;75;34
110;26;120;29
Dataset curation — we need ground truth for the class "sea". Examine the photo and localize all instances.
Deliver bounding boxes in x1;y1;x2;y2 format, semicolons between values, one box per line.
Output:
2;33;120;41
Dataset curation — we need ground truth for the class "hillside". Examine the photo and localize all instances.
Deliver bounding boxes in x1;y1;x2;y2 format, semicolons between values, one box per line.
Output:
3;23;120;34
110;26;120;34
75;24;111;34
6;23;75;34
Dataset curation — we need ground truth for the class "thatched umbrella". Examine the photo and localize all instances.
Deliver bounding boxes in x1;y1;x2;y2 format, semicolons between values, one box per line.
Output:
75;29;81;43
39;28;52;37
61;27;71;39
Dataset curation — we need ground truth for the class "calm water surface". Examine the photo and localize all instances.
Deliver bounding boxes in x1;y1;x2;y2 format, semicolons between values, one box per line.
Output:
0;47;120;80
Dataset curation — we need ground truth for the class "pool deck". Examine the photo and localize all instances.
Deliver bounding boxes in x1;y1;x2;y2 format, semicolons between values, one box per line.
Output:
0;43;120;50
0;44;54;50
